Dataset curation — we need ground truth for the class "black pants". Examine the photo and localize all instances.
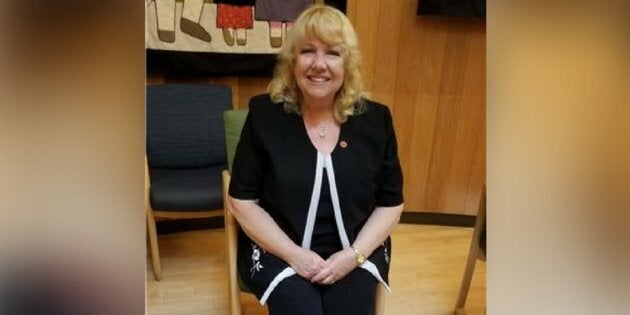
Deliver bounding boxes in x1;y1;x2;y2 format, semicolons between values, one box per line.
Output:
266;268;378;315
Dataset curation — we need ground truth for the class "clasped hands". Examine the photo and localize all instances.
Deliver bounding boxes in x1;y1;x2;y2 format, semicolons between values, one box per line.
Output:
289;247;357;285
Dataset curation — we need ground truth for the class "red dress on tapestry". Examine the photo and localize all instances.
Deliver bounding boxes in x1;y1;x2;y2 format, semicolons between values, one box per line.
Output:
216;3;253;29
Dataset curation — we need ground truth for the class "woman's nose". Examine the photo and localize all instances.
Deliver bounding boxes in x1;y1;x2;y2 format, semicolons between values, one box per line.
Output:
311;53;327;69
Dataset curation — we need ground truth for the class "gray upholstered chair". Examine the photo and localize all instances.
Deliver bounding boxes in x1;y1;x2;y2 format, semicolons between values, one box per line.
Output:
221;109;386;315
146;84;232;280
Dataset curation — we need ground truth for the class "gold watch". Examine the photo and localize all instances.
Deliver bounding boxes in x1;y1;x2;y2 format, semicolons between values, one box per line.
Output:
350;246;366;265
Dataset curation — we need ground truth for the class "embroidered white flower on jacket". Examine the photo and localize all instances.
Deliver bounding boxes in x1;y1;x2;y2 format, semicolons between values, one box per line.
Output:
250;244;264;277
383;241;390;264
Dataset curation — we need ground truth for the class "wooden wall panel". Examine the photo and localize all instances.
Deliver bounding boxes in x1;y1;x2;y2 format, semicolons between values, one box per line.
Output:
349;0;380;93
390;0;428;213
234;77;269;109
370;0;405;107
350;0;486;214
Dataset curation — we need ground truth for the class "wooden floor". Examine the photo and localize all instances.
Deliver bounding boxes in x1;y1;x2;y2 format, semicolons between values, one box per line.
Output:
146;223;486;315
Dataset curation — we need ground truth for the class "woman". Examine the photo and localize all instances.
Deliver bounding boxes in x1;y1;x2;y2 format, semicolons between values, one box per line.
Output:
228;5;404;315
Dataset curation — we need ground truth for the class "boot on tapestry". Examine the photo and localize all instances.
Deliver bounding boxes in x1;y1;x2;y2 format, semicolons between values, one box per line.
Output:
180;0;212;42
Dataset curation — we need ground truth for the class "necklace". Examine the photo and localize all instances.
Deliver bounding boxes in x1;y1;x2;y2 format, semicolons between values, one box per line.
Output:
317;124;330;139
304;114;333;139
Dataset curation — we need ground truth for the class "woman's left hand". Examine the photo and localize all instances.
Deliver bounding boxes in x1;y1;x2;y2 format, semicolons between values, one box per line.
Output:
311;248;357;285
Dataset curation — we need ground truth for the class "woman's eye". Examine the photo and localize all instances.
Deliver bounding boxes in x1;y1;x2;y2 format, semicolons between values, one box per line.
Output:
300;48;314;54
326;50;341;57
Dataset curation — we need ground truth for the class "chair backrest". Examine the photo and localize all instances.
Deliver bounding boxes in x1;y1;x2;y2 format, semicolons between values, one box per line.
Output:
223;109;249;173
147;84;232;169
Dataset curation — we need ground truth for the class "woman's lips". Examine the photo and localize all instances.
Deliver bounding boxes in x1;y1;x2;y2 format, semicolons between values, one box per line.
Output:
307;75;330;83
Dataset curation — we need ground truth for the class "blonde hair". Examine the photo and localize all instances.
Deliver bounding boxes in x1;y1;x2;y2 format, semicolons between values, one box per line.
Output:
268;4;367;123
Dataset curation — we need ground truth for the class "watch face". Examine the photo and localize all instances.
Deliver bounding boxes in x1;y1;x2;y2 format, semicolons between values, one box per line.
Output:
357;254;366;264
351;247;366;265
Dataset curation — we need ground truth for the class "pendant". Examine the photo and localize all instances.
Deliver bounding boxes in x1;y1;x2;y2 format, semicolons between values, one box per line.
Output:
318;125;329;138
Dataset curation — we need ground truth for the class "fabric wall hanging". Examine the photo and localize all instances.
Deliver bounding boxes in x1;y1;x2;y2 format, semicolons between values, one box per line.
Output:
146;0;347;76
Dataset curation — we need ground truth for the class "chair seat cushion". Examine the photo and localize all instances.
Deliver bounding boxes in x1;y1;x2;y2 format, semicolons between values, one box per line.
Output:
150;165;226;211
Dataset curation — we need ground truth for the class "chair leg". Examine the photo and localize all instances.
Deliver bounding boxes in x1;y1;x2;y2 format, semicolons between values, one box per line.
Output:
456;187;486;312
225;210;241;315
223;171;241;315
375;284;386;315
456;242;479;310
147;208;162;281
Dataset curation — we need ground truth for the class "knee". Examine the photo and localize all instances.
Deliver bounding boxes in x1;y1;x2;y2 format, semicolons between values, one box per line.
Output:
267;276;323;315
270;276;315;300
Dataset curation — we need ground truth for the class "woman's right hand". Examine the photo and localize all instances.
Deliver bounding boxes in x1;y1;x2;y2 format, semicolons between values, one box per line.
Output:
287;247;325;280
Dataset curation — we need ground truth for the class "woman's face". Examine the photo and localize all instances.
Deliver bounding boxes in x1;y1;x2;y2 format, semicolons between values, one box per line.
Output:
293;38;345;105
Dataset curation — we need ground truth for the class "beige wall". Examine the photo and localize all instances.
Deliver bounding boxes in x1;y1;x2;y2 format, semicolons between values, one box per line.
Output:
148;0;486;215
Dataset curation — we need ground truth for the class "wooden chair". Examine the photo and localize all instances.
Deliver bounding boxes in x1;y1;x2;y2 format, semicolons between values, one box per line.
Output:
222;109;386;315
222;109;251;315
455;187;486;314
146;84;232;280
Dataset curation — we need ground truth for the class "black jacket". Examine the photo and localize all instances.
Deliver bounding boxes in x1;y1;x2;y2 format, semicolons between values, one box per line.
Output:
229;94;404;304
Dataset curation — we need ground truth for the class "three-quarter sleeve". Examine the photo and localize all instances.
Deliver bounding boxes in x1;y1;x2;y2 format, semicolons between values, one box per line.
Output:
375;107;404;207
229;107;264;200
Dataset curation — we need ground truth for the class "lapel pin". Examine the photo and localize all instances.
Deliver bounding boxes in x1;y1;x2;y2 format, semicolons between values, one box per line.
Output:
339;140;348;148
